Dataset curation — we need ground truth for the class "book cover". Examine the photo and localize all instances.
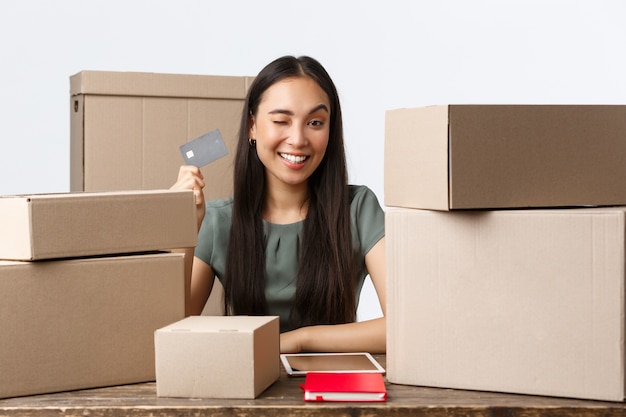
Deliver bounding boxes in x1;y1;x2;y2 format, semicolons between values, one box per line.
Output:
300;372;387;402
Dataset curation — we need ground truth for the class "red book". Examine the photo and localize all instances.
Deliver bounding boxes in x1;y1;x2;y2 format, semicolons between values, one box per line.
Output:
300;372;388;402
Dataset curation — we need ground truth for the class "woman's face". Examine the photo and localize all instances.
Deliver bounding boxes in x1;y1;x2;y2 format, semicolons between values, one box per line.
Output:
249;76;331;189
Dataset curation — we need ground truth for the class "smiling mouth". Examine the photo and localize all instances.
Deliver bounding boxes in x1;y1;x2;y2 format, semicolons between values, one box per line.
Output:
279;153;308;164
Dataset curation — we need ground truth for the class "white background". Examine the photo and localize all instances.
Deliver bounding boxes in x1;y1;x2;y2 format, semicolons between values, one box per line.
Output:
2;0;625;319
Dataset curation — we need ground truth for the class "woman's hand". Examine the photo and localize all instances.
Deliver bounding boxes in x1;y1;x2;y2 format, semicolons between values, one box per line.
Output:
171;165;206;230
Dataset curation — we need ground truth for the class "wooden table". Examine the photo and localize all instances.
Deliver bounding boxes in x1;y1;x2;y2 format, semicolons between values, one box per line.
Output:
1;356;624;417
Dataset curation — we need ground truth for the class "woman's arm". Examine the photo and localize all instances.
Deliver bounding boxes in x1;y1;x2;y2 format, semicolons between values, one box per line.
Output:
280;237;387;353
188;256;216;316
169;250;216;316
170;165;211;315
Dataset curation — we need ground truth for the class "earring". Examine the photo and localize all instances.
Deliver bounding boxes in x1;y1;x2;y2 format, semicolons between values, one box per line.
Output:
248;138;256;147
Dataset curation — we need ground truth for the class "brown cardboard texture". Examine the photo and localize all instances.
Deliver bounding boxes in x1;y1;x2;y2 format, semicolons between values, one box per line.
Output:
384;105;626;210
0;252;185;399
0;189;197;261
155;316;280;399
70;70;254;199
386;207;626;401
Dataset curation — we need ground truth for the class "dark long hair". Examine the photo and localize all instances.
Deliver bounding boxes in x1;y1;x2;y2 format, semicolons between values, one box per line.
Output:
224;55;356;328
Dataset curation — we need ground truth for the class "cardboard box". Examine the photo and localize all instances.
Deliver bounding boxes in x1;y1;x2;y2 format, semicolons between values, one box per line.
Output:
70;70;254;198
0;252;185;399
155;316;280;399
0;189;197;261
384;105;626;210
386;207;626;401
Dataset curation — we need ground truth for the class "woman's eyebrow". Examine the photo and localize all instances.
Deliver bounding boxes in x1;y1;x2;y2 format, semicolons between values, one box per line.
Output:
268;104;329;116
268;109;293;115
308;104;329;114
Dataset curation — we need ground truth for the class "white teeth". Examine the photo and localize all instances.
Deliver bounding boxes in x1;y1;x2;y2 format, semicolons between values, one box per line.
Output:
280;153;307;163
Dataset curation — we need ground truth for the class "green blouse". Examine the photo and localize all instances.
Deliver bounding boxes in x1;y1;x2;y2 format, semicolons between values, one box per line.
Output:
195;185;385;332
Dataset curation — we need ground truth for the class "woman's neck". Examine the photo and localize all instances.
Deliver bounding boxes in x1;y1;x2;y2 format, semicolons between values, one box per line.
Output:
263;181;309;225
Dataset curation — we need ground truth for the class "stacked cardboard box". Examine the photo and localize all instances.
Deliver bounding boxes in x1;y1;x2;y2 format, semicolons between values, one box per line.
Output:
69;70;253;315
0;190;197;398
69;70;254;197
384;105;626;402
155;316;280;399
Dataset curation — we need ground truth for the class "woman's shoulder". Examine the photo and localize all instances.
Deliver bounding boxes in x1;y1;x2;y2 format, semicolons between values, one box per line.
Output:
205;197;234;220
347;184;385;254
206;196;234;210
348;184;379;204
347;184;384;218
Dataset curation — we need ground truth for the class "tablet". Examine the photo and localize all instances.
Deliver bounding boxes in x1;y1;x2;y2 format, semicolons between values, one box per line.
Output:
280;352;385;376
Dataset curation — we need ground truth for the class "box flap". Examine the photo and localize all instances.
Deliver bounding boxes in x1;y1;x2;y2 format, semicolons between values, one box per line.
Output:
158;316;279;333
70;71;251;100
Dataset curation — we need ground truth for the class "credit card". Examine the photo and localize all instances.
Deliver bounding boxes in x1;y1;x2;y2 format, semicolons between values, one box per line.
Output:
179;129;228;167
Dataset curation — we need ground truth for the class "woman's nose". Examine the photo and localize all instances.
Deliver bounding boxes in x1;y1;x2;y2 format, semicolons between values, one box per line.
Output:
286;126;307;147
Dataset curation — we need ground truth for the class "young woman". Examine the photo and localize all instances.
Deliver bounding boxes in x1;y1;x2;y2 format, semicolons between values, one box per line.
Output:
172;56;386;353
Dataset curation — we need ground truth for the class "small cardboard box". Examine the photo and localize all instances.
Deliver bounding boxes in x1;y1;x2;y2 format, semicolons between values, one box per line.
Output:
386;207;626;401
0;189;197;261
70;70;254;199
384;105;626;210
155;316;280;399
0;252;185;399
